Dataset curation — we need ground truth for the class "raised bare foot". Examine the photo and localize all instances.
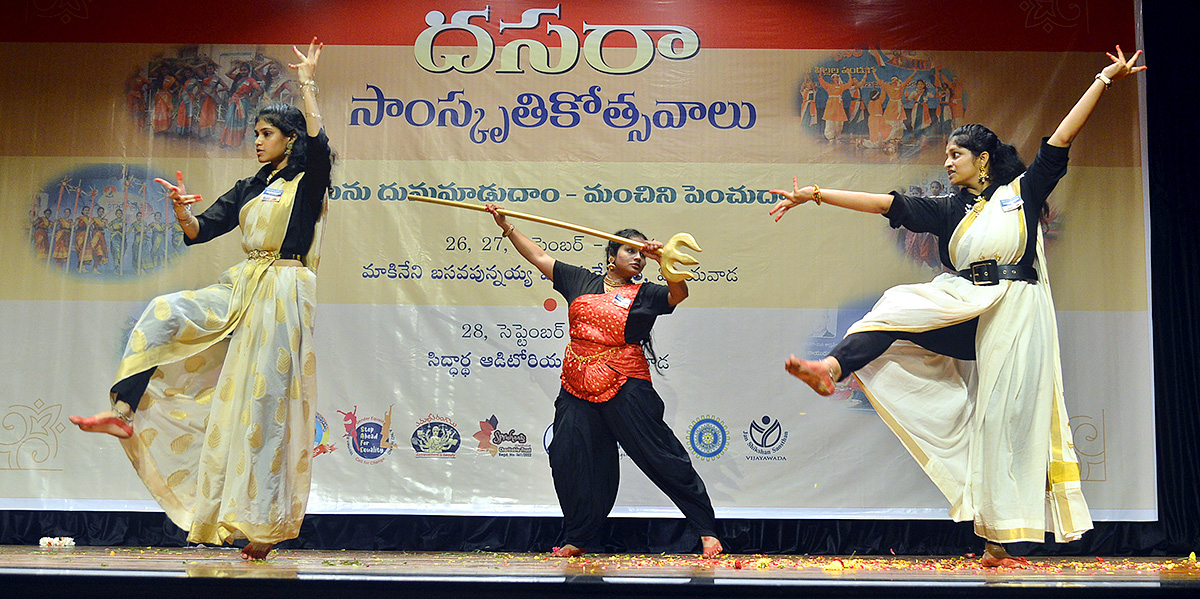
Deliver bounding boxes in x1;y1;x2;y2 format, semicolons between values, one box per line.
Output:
784;355;836;396
980;543;1028;568
551;544;586;557
701;536;723;558
69;409;132;439
240;542;274;560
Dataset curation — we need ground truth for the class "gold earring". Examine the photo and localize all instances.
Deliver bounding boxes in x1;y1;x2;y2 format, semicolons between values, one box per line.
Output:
978;166;990;186
285;138;295;156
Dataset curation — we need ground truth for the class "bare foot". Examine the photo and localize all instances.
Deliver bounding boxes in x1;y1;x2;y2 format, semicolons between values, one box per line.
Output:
980;543;1028;568
701;536;723;558
784;355;836;396
551;544;586;557
69;410;132;439
240;542;274;560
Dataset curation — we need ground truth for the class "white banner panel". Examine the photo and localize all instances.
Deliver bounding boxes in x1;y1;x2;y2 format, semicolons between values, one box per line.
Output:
0;0;1152;522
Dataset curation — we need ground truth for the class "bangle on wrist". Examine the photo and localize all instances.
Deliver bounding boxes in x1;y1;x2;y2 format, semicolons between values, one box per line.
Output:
811;184;823;205
502;225;515;238
298;80;318;94
1095;72;1112;89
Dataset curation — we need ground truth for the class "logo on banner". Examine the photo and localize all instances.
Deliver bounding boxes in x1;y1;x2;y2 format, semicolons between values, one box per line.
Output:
313;412;337;458
688;415;728;462
472;415;532;458
1;399;66;471
338;406;396;465
1070;411;1107;482
743;415;788;461
411;414;462;458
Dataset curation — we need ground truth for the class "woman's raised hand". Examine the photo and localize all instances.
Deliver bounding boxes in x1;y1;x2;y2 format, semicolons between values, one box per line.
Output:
485;204;510;230
289;37;322;82
154;171;203;219
767;176;816;222
1100;45;1146;83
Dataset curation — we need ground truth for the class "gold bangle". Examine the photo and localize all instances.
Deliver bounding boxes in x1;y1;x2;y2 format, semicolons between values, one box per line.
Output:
1094;73;1112;89
502;225;515;238
811;184;823;205
299;80;319;94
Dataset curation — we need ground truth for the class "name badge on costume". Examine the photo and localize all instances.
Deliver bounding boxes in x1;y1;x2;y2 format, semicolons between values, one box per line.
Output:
612;294;632;309
260;187;284;203
999;194;1024;212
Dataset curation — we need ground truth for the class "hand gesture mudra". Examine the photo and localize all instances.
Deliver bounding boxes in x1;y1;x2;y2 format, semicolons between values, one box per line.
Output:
154;171;203;220
290;37;322;82
767;176;819;222
1100;45;1146;83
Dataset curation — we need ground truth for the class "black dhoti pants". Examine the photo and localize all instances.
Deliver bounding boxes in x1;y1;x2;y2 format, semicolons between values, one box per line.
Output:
549;377;718;548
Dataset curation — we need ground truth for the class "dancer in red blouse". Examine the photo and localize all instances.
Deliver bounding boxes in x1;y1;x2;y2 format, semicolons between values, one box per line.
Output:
486;205;723;559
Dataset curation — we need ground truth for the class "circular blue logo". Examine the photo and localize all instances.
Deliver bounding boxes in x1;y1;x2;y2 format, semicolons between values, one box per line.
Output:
351;420;394;463
688;416;727;461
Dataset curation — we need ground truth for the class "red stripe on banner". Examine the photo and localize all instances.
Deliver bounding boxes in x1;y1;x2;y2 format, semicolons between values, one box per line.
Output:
2;0;1137;51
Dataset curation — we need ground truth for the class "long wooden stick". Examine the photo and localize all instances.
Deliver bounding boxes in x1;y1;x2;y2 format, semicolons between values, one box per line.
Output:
407;194;647;248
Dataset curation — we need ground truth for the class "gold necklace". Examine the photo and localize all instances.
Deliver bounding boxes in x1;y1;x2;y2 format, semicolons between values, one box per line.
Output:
603;275;626;288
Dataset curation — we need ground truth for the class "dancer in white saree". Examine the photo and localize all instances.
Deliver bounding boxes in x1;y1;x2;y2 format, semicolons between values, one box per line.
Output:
768;46;1144;567
71;38;330;561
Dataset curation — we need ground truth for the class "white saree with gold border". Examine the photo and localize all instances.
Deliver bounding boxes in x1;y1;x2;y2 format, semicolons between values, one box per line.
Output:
115;173;320;546
848;179;1092;543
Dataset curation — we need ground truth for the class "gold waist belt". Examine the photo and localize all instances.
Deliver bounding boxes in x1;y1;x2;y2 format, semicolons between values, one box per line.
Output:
566;342;622;364
246;249;303;263
247;249;281;263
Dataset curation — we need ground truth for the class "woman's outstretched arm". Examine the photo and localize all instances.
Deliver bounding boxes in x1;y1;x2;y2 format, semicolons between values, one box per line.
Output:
1048;45;1145;148
486;204;555;280
767;176;893;222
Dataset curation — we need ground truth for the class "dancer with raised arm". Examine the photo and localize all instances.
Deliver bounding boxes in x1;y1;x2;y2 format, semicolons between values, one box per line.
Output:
485;204;723;558
768;47;1144;567
71;38;332;561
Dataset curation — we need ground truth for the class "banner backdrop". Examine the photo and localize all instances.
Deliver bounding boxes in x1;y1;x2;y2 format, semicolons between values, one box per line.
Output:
0;1;1152;521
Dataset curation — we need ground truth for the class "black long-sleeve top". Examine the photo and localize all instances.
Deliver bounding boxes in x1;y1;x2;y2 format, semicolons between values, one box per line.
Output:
185;129;332;257
882;139;1069;271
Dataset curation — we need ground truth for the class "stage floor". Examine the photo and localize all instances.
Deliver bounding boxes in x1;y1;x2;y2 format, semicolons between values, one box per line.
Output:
3;545;1199;598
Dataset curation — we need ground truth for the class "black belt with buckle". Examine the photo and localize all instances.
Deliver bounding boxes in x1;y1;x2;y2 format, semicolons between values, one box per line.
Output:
957;259;1038;285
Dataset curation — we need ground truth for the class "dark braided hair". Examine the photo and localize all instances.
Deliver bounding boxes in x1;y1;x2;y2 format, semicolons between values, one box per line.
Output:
257;103;307;162
947;124;1045;217
606;229;662;371
256;103;336;194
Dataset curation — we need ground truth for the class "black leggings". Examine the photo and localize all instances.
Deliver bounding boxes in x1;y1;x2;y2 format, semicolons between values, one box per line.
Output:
110;368;154;412
830;318;978;381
